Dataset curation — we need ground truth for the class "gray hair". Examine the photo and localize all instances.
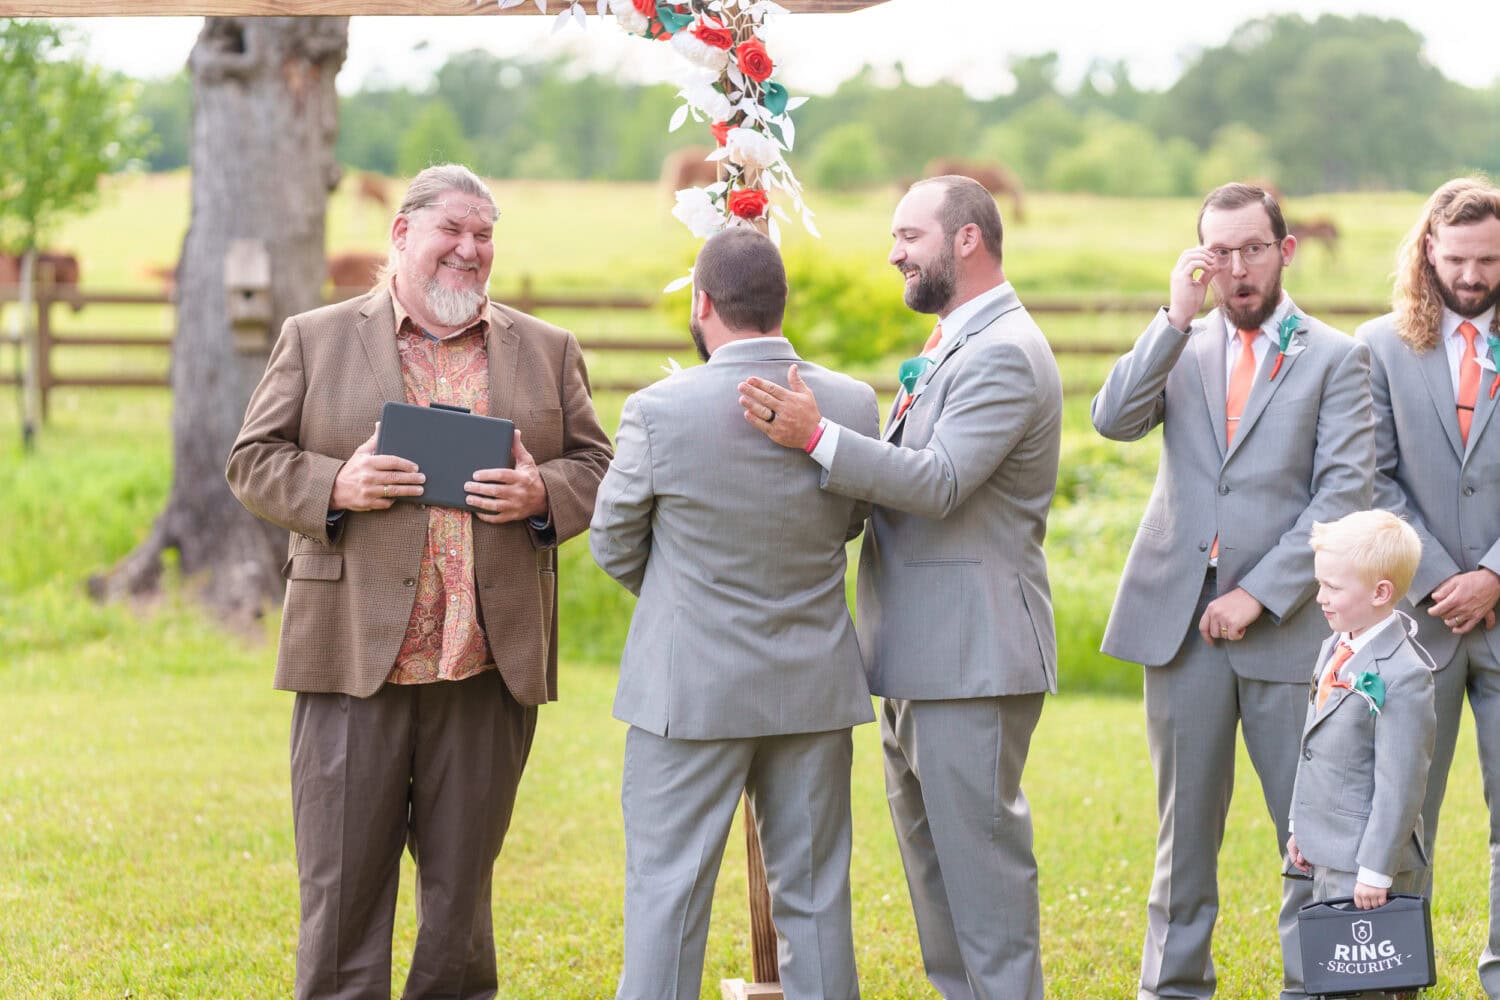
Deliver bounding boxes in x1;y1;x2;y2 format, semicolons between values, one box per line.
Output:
375;164;498;287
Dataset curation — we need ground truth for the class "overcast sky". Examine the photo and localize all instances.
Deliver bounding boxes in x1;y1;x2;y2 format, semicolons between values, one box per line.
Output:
72;0;1500;96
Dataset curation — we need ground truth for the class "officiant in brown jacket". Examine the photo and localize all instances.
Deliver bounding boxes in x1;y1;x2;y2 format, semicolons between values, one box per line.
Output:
226;163;611;1000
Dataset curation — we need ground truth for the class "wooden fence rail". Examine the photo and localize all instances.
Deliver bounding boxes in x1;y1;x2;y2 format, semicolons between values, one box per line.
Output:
0;283;1390;421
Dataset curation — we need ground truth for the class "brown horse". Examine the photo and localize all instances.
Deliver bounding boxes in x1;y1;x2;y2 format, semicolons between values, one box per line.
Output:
326;251;387;295
355;172;391;210
0;250;83;309
1288;217;1339;258
923;157;1025;224
661;146;721;193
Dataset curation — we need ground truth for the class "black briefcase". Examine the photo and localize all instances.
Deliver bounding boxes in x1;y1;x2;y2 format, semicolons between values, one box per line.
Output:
1299;893;1435;997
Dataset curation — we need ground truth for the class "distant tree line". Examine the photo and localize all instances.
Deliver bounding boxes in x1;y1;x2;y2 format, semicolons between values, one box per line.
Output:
133;13;1498;195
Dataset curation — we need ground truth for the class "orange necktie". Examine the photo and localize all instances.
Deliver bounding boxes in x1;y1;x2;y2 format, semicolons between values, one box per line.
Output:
1226;328;1258;446
1211;329;1260;560
1458;321;1480;445
1317;641;1355;711
894;322;944;422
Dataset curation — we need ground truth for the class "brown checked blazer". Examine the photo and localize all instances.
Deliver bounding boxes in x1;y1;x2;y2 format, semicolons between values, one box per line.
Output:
226;287;612;704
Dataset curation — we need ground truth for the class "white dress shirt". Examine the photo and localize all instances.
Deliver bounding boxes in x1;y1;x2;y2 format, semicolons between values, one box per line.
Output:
808;283;1014;468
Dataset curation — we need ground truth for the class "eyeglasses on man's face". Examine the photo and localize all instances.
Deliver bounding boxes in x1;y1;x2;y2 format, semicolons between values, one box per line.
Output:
1206;239;1282;263
415;199;501;224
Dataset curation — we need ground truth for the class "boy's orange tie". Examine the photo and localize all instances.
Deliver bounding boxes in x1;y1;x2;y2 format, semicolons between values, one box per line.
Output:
1317;641;1355;711
894;322;943;422
1458;321;1480;445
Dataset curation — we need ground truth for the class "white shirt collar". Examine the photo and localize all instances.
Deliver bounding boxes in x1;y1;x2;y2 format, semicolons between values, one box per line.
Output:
1442;305;1496;345
1225;293;1293;348
934;282;1012;349
1341;610;1402;657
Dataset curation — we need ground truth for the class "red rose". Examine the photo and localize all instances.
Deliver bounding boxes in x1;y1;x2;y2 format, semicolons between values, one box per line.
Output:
709;120;733;146
631;0;653;15
727;188;769;220
736;38;774;82
690;17;734;50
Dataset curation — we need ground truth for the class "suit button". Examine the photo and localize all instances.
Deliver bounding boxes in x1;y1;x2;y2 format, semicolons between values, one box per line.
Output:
1302;748;1313;761
1218;484;1230;495
1464;485;1476;497
1198;541;1209;552
418;503;428;510
403;578;415;587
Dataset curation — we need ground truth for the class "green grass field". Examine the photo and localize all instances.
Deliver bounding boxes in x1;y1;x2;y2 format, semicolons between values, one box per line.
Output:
2;175;1493;997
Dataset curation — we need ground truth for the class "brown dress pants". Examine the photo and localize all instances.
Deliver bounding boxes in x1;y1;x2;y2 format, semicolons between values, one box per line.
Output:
289;671;537;1000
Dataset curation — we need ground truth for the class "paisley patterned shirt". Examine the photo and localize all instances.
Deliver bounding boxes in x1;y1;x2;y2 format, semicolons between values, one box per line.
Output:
387;289;495;684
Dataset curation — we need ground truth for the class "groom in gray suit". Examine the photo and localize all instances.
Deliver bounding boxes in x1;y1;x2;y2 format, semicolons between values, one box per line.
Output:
590;227;879;1000
1092;183;1374;1000
739;175;1062;1000
1357;176;1500;997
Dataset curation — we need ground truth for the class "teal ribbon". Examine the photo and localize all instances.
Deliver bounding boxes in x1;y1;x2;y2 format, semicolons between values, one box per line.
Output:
1487;334;1500;368
898;356;934;395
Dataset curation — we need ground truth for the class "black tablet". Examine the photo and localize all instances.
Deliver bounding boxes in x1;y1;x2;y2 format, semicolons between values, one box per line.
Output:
375;401;515;511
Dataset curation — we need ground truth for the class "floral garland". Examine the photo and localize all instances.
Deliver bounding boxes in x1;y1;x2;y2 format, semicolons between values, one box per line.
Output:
495;0;816;257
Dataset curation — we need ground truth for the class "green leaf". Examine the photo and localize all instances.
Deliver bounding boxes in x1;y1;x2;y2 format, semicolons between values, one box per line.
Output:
761;81;789;117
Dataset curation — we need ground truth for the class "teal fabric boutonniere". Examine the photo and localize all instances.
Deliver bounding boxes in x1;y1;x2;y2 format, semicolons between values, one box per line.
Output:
1334;670;1386;716
1269;313;1305;381
898;356;934;395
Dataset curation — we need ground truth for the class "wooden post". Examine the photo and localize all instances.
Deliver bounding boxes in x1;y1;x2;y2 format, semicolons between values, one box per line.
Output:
721;794;784;1000
35;278;53;424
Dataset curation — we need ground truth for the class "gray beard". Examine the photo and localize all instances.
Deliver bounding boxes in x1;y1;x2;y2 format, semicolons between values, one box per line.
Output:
423;278;487;327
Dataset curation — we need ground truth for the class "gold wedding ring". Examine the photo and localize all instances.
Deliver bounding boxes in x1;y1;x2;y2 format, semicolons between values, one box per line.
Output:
382;484;390;497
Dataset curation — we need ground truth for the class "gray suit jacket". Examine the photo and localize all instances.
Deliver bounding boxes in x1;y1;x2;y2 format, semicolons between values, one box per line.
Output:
821;285;1063;700
1092;300;1375;679
1290;621;1435;877
591;337;880;740
1358;313;1500;667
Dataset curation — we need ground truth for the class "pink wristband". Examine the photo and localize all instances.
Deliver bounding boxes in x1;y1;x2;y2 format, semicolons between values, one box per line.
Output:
803;422;826;454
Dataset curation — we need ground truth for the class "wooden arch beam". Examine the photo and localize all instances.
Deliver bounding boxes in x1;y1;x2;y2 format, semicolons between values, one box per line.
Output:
12;0;883;15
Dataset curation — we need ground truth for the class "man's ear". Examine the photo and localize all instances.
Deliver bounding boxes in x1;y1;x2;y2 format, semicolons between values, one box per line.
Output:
954;222;981;259
391;214;409;252
1372;578;1395;606
695;288;714;322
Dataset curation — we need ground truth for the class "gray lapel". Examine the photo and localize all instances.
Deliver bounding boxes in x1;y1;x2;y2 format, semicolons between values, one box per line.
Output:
1226;312;1307;463
1195;312;1229;457
1305;624;1401;734
356;290;407;404
1416;339;1464;460
881;289;1020;442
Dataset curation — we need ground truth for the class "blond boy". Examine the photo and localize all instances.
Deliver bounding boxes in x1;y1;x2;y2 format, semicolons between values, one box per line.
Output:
1288;510;1436;925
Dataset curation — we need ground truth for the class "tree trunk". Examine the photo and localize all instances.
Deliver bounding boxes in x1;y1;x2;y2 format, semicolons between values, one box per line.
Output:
91;17;348;620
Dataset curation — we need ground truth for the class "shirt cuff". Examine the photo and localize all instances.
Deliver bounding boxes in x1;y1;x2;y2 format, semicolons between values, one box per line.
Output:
1357;867;1393;889
808;419;841;470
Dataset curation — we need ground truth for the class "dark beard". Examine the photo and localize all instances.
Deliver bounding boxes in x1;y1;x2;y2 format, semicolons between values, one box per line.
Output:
902;248;957;315
1220;272;1283;331
689;314;710;362
1437;276;1500;320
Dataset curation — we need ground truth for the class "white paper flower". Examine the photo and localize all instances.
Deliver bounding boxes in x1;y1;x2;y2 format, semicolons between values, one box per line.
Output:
679;76;733;122
724;126;781;170
670;30;731;73
609;0;650;33
671;187;728;238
